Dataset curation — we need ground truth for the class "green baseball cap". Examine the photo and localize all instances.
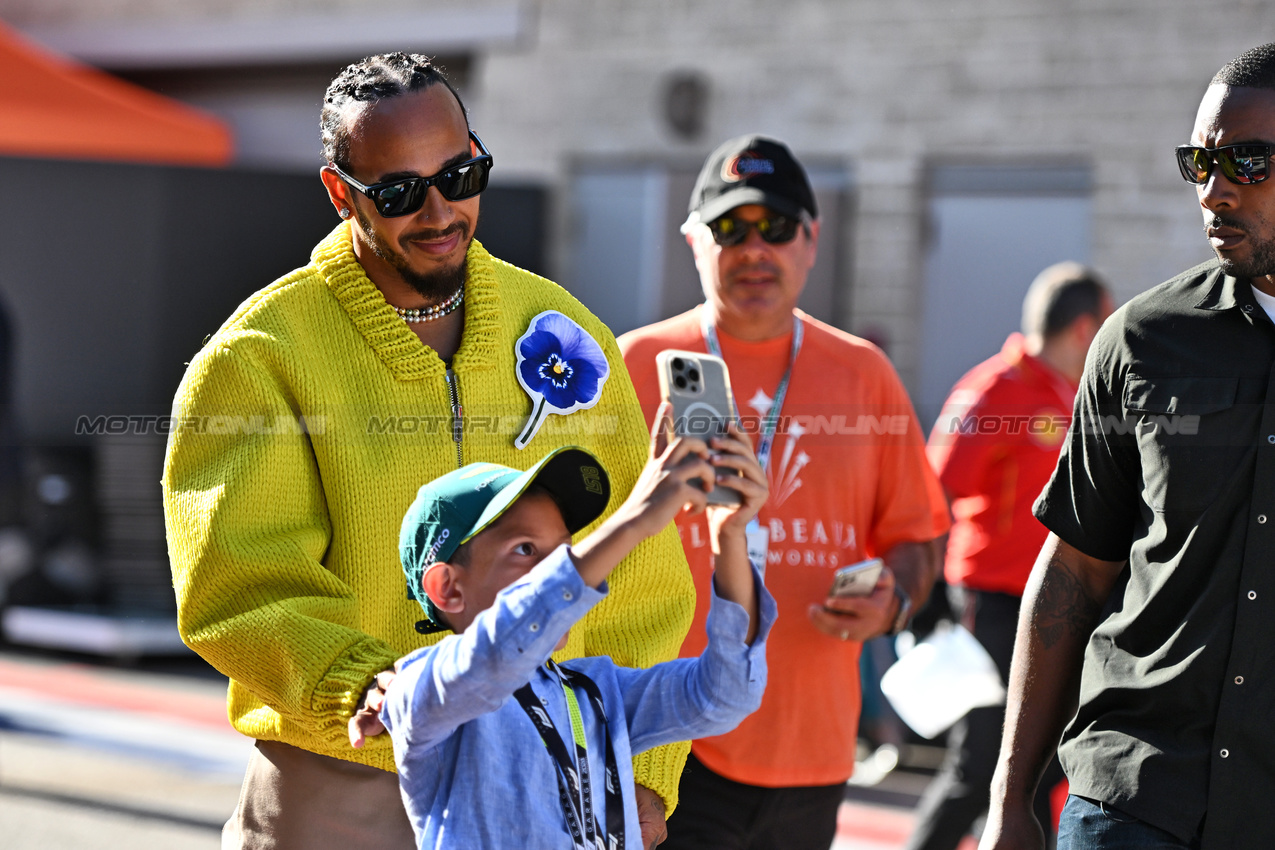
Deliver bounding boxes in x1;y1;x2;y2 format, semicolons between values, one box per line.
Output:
400;445;611;631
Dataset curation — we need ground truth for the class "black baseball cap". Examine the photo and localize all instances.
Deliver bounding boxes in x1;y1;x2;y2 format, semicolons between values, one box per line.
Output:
683;135;818;230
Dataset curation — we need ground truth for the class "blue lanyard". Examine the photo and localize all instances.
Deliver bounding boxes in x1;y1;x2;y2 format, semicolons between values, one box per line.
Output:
701;313;804;473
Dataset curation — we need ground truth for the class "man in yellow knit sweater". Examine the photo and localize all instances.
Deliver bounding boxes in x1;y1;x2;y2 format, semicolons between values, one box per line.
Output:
162;53;693;849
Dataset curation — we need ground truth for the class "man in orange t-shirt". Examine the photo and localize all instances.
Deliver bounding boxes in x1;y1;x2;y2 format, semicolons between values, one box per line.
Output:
619;135;949;850
908;263;1112;850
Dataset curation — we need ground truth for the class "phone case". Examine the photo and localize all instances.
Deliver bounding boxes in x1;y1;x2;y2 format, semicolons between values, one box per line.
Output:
656;349;743;506
829;558;884;597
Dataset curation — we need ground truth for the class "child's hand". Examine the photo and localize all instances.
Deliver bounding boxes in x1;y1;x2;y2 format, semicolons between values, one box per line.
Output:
701;420;767;645
569;402;717;588
614;402;718;539
705;421;769;539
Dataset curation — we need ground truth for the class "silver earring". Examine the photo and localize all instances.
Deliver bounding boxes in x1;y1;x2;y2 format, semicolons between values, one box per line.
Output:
339;208;351;219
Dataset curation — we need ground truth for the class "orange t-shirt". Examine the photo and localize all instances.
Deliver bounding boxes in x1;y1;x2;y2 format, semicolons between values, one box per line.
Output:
619;306;949;787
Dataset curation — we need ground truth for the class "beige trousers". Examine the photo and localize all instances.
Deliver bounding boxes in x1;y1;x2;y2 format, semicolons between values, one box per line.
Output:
222;740;415;850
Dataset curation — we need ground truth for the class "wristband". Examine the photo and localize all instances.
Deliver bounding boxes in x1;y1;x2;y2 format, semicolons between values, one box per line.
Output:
887;584;912;636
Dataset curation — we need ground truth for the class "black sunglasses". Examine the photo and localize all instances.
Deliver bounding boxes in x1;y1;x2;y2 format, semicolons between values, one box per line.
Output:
707;213;804;247
1176;144;1271;186
331;131;493;217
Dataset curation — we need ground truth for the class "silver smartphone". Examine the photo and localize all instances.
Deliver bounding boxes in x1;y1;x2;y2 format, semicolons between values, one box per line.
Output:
829;557;884;597
655;349;743;507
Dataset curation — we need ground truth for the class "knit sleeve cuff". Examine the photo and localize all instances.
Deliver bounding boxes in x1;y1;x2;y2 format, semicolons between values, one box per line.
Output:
310;638;402;749
631;740;692;816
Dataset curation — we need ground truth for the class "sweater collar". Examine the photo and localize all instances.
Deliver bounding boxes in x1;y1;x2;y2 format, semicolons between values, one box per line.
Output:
311;223;502;381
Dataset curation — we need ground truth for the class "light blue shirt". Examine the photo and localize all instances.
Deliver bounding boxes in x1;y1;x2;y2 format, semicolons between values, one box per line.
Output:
382;544;776;850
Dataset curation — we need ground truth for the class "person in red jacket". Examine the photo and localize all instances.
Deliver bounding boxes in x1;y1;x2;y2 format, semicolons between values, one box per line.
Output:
908;262;1112;850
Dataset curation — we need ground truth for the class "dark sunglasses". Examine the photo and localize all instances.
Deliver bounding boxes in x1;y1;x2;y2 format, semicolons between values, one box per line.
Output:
331;131;492;217
707;213;804;247
1176;144;1271;186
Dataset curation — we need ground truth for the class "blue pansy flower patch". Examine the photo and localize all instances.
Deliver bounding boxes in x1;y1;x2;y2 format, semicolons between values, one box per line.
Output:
513;310;610;449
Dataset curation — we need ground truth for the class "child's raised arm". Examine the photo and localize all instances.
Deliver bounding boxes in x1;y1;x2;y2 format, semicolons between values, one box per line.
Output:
570;402;717;588
701;421;768;644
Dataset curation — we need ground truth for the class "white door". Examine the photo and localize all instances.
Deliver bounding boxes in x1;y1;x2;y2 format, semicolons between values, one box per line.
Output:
566;168;669;335
917;167;1092;428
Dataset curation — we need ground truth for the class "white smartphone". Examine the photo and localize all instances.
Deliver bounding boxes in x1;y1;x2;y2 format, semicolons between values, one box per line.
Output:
655;349;743;507
829;557;884;597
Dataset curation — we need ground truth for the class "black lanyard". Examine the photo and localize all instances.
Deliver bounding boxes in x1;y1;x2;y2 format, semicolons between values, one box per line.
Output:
514;661;625;850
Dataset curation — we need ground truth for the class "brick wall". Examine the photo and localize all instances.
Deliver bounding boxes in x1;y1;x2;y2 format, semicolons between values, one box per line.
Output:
473;0;1272;386
7;0;1273;388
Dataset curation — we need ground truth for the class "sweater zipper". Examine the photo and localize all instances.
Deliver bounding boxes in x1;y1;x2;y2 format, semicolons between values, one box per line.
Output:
445;367;463;468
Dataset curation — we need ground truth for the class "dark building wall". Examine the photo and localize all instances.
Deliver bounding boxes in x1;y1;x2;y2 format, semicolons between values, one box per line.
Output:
0;158;167;443
0;158;334;443
475;185;547;281
0;156;545;610
0;158;337;609
0;156;546;444
150;166;338;414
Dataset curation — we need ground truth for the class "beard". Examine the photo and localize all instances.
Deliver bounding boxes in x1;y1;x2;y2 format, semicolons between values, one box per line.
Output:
1206;213;1275;279
355;206;474;300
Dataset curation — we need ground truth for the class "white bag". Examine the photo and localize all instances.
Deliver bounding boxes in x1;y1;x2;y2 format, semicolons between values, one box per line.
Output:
879;623;1007;739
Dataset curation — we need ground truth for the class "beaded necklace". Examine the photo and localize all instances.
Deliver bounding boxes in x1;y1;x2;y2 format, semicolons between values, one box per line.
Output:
392;286;464;323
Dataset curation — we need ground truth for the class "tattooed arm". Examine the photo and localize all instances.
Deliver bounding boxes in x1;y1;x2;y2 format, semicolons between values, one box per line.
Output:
978;533;1126;850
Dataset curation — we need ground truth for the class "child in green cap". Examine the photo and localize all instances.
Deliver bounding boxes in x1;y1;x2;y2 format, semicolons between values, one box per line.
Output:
377;412;773;850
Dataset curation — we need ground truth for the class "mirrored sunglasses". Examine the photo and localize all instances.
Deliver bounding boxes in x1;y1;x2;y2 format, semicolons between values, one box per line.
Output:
707;213;803;247
1176;144;1271;186
332;130;493;217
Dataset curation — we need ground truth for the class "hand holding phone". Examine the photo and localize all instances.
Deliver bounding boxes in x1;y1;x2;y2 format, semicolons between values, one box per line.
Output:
656;349;743;507
811;560;896;644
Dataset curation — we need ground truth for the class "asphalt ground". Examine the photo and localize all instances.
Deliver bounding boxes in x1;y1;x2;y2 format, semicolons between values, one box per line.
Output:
0;645;969;850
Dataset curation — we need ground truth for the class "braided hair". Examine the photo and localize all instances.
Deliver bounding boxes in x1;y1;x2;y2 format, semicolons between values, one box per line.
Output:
320;53;467;168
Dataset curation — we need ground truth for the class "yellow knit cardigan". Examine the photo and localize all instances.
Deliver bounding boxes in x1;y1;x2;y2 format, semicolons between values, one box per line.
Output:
162;224;694;807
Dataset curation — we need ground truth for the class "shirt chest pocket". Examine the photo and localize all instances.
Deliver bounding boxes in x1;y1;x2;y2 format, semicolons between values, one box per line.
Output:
1123;375;1247;512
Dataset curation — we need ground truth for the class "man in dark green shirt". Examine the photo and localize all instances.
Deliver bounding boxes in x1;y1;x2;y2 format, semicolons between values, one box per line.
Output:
982;42;1275;850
